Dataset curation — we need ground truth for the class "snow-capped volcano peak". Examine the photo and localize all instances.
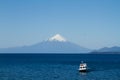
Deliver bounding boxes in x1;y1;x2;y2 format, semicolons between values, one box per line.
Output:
49;34;67;42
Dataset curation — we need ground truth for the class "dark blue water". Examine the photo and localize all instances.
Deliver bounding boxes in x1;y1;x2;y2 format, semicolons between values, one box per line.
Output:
0;54;120;80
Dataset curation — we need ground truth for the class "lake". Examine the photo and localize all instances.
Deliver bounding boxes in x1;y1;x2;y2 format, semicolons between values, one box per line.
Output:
0;54;119;80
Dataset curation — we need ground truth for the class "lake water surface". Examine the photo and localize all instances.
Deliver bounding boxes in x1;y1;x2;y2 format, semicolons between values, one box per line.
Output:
0;54;120;80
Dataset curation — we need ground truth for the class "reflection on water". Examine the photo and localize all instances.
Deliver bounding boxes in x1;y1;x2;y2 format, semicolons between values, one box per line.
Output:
79;72;87;76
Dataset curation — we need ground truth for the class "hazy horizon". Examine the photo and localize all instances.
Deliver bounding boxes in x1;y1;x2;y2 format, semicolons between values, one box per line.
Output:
0;0;120;49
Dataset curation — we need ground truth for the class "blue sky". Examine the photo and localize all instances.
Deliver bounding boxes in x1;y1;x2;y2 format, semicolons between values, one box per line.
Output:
0;0;120;49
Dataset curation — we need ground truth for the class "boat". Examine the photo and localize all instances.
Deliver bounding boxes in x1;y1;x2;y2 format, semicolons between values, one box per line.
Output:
78;61;88;72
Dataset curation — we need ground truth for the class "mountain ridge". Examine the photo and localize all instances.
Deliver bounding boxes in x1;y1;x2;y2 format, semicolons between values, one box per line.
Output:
1;34;120;53
94;46;120;52
0;34;91;53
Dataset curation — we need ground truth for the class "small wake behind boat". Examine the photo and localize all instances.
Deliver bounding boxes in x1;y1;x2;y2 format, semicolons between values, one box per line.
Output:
78;61;88;72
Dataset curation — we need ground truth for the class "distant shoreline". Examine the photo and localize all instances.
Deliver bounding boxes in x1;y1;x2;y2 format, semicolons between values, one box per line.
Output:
0;52;120;54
